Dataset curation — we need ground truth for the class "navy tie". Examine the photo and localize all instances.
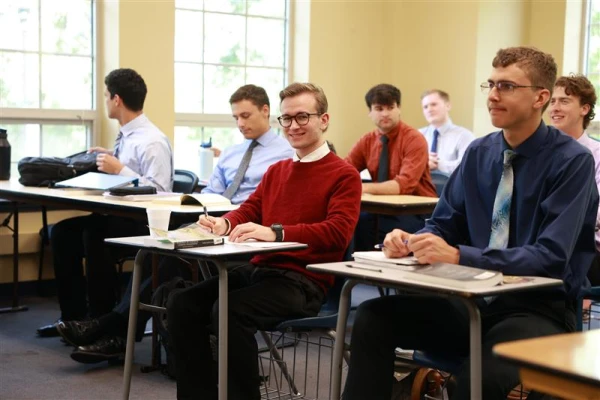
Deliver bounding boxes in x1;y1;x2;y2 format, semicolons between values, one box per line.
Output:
430;129;439;153
377;135;389;182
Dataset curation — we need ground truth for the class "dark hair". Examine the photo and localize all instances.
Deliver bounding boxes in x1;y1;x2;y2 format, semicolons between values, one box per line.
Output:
229;84;270;109
421;89;450;102
555;75;597;130
492;47;557;112
365;84;401;109
104;68;147;112
279;82;328;114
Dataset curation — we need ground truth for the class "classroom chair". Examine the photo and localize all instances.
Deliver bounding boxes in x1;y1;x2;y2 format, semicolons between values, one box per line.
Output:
576;285;600;331
430;171;450;197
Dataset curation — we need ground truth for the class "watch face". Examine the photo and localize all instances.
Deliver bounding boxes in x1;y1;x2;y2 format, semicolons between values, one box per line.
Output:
271;223;283;231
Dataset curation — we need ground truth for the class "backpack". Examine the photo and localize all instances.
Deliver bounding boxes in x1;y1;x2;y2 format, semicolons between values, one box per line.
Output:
151;276;195;379
17;151;98;187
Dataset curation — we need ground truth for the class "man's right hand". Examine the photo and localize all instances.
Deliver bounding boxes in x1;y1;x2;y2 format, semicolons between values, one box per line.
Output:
428;153;438;170
88;146;113;155
382;229;412;258
197;215;228;236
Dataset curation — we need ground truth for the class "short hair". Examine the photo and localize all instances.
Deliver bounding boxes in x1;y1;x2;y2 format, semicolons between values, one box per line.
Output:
365;84;401;109
104;68;147;112
229;84;270;109
279;82;328;115
492;46;557;112
555;75;597;130
421;89;450;103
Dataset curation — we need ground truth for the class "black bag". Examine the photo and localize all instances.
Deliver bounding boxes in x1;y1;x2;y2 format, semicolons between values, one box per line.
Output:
17;151;98;187
151;276;195;379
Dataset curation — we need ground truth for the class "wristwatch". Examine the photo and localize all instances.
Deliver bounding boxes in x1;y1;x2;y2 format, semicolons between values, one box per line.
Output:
270;223;284;242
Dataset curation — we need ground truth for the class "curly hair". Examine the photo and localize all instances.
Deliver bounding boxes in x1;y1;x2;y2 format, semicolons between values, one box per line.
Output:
555;75;597;130
104;68;147;112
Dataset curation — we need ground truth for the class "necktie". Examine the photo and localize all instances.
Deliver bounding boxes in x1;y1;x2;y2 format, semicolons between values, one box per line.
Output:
113;131;123;159
222;140;259;200
430;129;439;153
489;150;517;249
377;135;389;182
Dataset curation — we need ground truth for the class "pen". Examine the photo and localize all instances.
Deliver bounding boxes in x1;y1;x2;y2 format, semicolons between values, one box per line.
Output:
374;240;408;250
203;206;212;233
345;264;382;273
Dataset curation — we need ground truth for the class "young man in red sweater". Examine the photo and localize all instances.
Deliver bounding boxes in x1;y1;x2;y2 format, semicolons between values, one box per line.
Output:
166;83;362;400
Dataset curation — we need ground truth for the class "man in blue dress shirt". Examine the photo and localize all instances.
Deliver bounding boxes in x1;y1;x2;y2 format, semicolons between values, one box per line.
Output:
343;47;598;400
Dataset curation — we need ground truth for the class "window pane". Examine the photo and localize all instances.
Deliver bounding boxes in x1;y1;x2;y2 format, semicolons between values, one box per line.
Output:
204;13;245;64
4;123;40;178
0;0;39;52
175;0;203;10
41;0;92;56
247;17;285;67
174;126;243;172
0;51;40;108
204;0;245;14
248;0;286;18
245;67;284;115
41;124;88;156
175;9;203;62
175;62;203;113
41;55;93;109
204;65;245;113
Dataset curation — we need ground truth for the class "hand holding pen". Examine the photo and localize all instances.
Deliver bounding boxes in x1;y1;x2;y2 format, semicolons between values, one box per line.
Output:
197;206;228;235
381;229;412;258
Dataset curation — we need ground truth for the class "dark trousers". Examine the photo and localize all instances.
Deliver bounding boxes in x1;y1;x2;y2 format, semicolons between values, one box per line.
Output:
354;211;427;251
166;265;325;400
51;213;148;320
343;293;573;400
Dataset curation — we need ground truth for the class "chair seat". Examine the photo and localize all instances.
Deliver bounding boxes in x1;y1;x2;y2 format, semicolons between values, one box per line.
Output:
412;351;464;374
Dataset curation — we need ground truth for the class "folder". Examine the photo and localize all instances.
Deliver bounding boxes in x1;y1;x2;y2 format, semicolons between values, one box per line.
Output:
54;172;139;190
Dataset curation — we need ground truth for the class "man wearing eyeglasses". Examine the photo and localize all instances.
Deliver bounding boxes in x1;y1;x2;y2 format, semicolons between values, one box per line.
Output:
343;47;598;400
346;83;437;251
167;83;362;400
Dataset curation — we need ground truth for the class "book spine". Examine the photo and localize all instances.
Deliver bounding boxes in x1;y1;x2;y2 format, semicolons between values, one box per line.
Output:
173;239;223;249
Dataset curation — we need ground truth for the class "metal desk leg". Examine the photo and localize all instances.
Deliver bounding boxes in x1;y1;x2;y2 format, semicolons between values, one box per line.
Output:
122;249;148;400
214;259;228;400
458;298;482;400
0;201;28;314
331;279;358;400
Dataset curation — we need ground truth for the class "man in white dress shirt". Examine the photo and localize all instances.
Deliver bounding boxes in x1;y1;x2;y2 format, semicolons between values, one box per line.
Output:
419;89;475;175
550;74;600;287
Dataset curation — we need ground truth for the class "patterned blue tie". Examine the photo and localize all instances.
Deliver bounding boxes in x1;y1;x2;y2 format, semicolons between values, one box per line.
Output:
431;129;439;153
113;131;123;159
489;150;517;249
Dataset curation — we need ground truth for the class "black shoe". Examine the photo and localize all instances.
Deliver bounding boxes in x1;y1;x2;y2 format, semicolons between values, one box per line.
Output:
70;335;126;364
57;319;102;347
36;319;62;337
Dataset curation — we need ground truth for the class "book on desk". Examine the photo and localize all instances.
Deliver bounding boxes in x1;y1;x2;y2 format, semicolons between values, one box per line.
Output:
152;193;231;207
144;223;224;249
352;251;503;290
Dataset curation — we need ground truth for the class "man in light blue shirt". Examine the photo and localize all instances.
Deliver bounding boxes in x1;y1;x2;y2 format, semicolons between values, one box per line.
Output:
419;89;474;175
202;84;294;204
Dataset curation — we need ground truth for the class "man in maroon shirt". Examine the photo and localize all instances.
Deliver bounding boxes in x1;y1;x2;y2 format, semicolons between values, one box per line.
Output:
346;83;436;250
166;83;362;400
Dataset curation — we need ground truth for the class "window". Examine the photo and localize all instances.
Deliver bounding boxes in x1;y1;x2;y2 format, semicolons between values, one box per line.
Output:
584;0;600;137
174;0;288;170
0;0;96;177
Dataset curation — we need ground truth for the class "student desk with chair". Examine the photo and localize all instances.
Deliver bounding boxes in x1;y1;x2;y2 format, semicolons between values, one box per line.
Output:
0;179;237;313
306;261;563;400
105;236;308;400
494;329;600;400
360;194;438;216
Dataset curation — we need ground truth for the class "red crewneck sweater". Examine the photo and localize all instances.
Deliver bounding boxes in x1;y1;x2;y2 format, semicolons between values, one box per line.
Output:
224;152;362;291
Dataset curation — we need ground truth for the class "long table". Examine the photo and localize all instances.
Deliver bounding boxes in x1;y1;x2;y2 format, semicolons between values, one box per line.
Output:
360;194;438;216
494;329;600;400
306;261;563;400
0;179;237;313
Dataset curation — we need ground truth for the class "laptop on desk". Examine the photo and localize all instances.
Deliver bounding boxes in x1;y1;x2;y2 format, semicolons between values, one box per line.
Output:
54;172;139;190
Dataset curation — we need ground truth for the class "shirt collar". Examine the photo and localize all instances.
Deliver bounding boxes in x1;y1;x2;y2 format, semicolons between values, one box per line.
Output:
378;122;402;139
577;131;591;145
254;128;276;147
430;119;454;135
499;120;547;159
293;141;330;162
120;114;148;136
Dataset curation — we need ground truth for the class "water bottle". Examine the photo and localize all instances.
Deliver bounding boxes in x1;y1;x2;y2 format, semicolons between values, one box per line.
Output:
0;128;10;180
198;137;213;182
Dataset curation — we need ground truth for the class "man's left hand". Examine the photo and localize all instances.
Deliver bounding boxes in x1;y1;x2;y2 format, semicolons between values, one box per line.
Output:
408;233;459;265
96;153;124;174
229;222;276;243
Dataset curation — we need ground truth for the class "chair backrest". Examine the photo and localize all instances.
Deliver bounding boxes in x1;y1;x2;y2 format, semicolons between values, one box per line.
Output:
173;169;199;194
430;171;450;197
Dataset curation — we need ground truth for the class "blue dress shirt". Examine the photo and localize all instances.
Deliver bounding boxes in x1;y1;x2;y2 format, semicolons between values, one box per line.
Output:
202;129;294;204
421;122;598;299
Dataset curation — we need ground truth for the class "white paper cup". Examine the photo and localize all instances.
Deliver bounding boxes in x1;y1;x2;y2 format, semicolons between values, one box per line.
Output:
147;208;171;237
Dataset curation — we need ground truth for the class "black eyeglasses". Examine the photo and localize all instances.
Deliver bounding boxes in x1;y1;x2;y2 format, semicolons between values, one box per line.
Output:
277;112;321;128
480;81;545;94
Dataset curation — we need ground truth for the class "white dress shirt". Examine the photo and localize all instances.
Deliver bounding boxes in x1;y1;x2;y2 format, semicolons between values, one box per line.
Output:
419;119;475;174
293;140;331;163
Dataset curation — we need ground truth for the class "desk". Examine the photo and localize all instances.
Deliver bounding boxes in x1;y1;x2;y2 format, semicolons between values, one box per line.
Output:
494;330;600;400
306;261;562;400
360;194;438;216
106;236;308;400
0;179;237;313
